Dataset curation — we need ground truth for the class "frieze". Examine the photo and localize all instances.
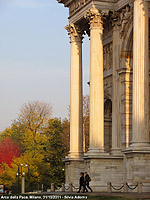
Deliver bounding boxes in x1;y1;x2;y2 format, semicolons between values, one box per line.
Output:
69;0;88;16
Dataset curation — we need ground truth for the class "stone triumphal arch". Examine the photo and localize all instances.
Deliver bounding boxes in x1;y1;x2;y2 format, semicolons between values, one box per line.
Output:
57;0;150;192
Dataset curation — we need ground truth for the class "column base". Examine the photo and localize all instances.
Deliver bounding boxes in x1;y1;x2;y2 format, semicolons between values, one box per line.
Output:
111;148;122;156
66;151;84;159
125;142;150;152
85;147;108;157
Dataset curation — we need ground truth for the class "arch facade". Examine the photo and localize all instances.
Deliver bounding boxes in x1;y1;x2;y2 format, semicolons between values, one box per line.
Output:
57;0;150;192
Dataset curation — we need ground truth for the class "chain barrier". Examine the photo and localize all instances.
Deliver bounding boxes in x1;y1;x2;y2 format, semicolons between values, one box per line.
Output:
71;184;79;191
51;182;139;192
56;186;62;191
126;183;138;190
65;186;70;191
110;183;124;191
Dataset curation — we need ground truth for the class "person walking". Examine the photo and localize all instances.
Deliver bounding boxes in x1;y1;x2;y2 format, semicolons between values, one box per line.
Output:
85;172;93;192
77;172;88;193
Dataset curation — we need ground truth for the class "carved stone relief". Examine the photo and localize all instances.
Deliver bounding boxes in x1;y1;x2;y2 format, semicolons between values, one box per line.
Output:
103;43;113;71
119;6;133;38
104;76;112;99
69;0;88;16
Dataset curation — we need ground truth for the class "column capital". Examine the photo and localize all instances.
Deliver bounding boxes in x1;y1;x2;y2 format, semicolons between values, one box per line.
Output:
65;23;84;42
111;11;121;31
86;8;104;29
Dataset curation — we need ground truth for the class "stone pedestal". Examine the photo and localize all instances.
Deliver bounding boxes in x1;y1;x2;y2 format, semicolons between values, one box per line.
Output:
124;152;150;192
84;155;123;192
65;158;85;188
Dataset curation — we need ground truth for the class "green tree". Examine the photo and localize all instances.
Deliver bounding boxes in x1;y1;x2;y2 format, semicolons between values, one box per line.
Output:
41;118;65;189
62;119;70;156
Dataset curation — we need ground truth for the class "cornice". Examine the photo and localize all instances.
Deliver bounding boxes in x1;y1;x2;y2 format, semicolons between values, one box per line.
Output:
117;0;129;10
57;0;72;7
57;0;132;10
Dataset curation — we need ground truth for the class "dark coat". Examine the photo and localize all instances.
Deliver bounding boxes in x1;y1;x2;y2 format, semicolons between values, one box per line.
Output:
85;174;91;183
79;176;85;186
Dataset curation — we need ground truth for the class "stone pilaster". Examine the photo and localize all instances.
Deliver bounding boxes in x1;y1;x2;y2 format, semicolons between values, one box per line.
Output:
65;24;84;158
86;8;104;154
131;0;150;148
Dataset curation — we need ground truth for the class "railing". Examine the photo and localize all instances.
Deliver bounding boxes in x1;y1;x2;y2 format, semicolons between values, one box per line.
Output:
48;182;148;194
49;183;80;193
107;182;143;194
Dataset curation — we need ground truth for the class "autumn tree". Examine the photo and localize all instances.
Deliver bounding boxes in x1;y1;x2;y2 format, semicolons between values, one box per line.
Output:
1;101;52;156
0;138;21;167
0;163;16;189
17;101;52;156
0;153;45;191
19;100;52;133
0;123;26;152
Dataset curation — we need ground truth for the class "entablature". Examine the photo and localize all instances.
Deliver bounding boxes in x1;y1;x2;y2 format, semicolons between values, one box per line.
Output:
69;0;117;23
57;0;131;24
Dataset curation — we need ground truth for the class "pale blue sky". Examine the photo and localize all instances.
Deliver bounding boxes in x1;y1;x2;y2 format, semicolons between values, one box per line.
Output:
0;0;90;131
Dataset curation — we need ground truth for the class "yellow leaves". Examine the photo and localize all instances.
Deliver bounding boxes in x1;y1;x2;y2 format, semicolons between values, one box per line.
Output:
33;172;39;178
47;163;50;167
0;163;16;188
0;152;45;189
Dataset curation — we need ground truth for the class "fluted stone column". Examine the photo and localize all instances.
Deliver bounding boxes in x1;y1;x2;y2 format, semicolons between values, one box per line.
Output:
111;17;122;155
87;9;104;154
132;0;149;148
65;24;84;158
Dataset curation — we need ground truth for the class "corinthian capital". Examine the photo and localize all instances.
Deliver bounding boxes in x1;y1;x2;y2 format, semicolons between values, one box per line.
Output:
86;8;104;29
65;23;84;41
111;11;121;30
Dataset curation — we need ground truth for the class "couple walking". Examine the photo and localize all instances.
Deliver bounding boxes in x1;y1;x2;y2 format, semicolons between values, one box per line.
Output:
77;172;93;193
